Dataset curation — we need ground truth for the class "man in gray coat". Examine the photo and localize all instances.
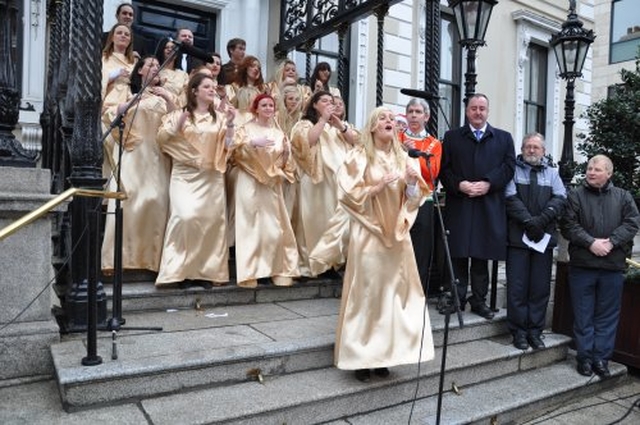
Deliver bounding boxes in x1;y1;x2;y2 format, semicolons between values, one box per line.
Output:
440;94;515;319
505;133;566;350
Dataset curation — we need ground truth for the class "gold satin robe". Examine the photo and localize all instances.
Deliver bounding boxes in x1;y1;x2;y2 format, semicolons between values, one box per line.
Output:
290;120;353;276
101;53;135;179
158;68;189;109
155;110;230;285
232;121;299;283
101;92;171;273
101;53;135;102
334;147;435;370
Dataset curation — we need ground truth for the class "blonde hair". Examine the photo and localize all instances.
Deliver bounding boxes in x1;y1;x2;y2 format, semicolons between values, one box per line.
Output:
273;59;298;84
276;85;303;137
588;154;614;174
361;106;406;169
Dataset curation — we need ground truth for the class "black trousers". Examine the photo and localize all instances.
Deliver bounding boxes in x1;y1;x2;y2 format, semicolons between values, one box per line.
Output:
410;200;434;294
506;247;553;337
452;257;489;308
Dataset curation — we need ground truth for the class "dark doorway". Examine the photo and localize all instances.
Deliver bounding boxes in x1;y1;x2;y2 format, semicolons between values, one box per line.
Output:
131;1;217;57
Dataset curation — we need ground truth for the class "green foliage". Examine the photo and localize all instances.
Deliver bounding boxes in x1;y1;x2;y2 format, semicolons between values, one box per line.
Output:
576;52;640;195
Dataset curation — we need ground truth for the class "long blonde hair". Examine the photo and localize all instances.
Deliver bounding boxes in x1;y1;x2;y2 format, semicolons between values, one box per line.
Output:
276;85;303;137
361;106;406;169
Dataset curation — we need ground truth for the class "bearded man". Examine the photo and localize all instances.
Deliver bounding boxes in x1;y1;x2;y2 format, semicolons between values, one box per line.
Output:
505;132;566;350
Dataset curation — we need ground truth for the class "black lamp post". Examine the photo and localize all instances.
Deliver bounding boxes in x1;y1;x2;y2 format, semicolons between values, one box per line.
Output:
549;0;595;185
449;0;498;104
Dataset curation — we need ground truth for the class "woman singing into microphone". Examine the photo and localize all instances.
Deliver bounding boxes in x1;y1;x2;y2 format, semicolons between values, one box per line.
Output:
333;107;435;382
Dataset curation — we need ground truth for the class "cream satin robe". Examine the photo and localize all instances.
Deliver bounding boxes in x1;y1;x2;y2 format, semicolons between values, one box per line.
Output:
232;120;299;284
334;146;435;370
155;110;230;285
290;120;353;276
158;68;189;109
101;91;171;273
226;84;265;248
101;53;135;179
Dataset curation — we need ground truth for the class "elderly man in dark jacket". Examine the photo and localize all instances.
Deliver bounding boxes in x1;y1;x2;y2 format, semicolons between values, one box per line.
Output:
561;154;640;378
440;94;515;319
505;133;566;350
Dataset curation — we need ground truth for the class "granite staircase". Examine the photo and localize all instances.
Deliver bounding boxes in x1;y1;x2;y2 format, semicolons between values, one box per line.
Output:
50;277;627;424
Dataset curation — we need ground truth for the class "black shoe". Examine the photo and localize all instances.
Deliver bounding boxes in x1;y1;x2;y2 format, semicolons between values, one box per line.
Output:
527;334;545;350
373;367;390;378
577;360;593;377
592;360;611;378
354;369;371;382
471;303;495;320
513;334;529;350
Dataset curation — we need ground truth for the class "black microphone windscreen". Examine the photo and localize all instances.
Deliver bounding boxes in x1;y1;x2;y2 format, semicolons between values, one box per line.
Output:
400;88;441;100
408;148;421;158
179;42;214;63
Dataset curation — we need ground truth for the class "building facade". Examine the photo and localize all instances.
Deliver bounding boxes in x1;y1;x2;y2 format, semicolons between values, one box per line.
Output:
13;0;601;166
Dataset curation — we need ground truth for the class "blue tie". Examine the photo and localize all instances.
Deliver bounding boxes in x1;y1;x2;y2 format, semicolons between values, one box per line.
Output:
474;130;483;141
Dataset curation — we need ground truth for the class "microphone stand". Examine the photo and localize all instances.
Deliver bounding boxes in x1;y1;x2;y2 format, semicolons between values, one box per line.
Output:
422;152;464;425
87;44;183;362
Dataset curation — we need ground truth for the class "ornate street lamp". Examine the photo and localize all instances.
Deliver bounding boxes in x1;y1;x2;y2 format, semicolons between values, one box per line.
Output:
449;0;498;104
549;0;595;184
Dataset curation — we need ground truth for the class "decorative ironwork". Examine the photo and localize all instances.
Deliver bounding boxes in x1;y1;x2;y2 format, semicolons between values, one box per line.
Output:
0;0;37;166
374;3;388;106
276;0;403;55
337;23;349;98
424;1;441;141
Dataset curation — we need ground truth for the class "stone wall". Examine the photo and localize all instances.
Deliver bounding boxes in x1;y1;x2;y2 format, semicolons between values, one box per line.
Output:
0;167;60;381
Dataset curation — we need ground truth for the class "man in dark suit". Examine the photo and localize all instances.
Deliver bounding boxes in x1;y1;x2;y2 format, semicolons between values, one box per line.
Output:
440;93;516;320
174;28;203;74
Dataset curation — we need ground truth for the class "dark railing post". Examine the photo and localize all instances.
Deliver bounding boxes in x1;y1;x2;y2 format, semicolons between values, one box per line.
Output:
374;3;389;106
463;46;478;105
424;0;441;136
0;0;37;167
62;1;106;353
559;78;576;185
337;23;349;100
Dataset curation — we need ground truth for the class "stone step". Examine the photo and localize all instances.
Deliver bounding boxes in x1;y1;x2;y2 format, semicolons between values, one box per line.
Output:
335;358;627;425
130;334;572;424
103;276;507;314
52;299;518;411
103;278;344;313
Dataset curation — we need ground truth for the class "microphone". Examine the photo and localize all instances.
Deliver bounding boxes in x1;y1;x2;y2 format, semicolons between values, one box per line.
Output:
400;88;443;100
408;148;434;159
169;37;214;63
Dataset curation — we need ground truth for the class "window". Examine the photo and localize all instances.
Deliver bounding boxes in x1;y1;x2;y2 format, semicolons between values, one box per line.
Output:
438;14;462;137
292;31;350;107
610;0;640;63
523;43;547;135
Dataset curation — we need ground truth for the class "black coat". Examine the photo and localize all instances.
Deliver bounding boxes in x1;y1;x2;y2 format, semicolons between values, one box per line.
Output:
560;180;640;271
440;124;515;260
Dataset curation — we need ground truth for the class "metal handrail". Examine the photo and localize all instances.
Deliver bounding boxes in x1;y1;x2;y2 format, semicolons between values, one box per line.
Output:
0;188;125;241
626;258;640;269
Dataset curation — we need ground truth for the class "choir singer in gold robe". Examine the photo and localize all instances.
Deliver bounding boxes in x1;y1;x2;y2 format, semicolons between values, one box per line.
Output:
334;107;435;382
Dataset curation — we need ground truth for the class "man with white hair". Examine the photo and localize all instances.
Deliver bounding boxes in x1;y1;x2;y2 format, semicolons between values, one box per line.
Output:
561;154;640;378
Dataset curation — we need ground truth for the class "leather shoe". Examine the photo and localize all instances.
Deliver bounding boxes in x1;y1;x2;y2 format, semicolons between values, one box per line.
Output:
513;334;529;350
577;360;593;377
592;360;611;378
373;367;390;378
354;369;371;382
471;304;495;320
527;334;545;350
